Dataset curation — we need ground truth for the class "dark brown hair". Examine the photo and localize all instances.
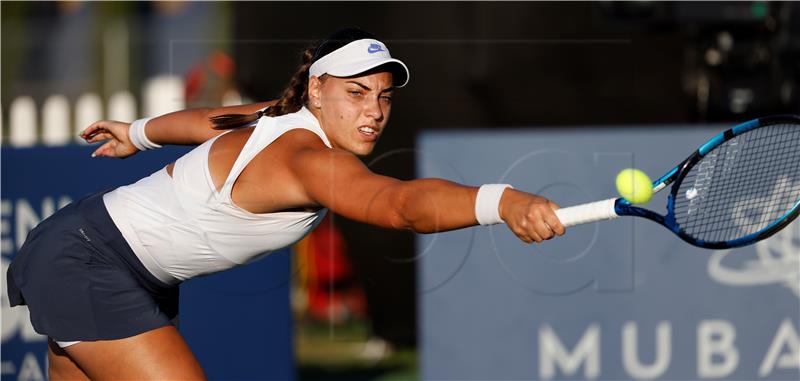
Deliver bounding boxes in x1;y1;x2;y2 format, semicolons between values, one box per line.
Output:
209;46;316;130
209;27;379;130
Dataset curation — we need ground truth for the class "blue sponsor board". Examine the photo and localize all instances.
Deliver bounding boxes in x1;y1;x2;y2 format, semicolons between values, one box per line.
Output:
1;145;293;380
418;127;799;380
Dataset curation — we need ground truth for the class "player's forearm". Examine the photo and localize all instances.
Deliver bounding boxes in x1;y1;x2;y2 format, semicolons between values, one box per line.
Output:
145;101;276;145
395;178;479;233
144;107;216;145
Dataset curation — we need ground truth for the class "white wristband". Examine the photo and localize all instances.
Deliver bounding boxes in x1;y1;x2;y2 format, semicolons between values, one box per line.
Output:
128;117;162;151
475;184;513;225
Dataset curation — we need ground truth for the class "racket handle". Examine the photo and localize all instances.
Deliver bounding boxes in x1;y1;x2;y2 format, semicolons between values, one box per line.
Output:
555;198;620;227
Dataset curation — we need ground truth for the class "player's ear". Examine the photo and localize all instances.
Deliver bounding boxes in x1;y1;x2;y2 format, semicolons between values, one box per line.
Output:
308;75;322;109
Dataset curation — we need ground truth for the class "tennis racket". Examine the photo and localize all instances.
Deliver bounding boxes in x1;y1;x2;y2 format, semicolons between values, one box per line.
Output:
554;114;800;249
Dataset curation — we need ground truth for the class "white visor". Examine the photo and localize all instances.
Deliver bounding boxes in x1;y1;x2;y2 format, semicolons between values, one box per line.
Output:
308;38;410;88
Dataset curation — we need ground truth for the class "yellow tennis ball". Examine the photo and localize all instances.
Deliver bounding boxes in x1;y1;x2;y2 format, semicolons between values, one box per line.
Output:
615;168;653;204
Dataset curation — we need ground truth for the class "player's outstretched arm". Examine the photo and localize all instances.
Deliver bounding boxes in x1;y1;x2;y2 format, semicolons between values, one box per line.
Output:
290;133;565;242
80;100;276;158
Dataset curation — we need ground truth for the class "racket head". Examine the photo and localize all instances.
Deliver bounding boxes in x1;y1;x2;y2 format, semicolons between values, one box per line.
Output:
656;115;800;249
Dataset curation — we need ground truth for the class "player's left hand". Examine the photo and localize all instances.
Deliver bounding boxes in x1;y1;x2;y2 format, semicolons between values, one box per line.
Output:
80;120;139;158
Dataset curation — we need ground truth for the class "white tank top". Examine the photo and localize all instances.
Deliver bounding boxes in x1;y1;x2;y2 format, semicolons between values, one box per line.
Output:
103;107;331;285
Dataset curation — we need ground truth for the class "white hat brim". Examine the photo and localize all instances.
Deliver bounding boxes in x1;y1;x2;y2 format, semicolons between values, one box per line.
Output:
326;58;410;88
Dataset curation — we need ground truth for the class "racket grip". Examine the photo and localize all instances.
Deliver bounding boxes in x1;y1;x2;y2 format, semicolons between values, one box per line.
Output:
555;198;619;227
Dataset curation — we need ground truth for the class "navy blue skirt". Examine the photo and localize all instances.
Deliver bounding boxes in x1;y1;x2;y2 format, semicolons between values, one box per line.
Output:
6;191;179;342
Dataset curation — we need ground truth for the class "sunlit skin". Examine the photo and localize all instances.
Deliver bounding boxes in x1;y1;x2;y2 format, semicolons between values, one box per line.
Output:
307;70;394;156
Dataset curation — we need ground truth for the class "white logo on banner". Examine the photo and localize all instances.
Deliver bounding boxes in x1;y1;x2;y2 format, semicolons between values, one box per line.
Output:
731;176;800;236
707;220;799;298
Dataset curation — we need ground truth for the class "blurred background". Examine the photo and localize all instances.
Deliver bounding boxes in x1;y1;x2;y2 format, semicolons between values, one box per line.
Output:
1;2;798;381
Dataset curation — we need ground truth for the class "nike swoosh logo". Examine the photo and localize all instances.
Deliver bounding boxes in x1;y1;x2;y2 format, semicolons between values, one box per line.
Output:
367;44;384;54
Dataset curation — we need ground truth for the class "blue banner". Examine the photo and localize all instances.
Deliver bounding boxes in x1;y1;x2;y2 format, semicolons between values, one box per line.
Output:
418;127;799;380
1;144;293;380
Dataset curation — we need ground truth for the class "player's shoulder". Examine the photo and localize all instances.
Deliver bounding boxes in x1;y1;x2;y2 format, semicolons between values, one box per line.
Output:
280;130;362;174
275;127;329;150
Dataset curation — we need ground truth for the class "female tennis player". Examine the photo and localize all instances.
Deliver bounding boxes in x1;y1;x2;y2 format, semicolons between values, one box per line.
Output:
7;28;564;380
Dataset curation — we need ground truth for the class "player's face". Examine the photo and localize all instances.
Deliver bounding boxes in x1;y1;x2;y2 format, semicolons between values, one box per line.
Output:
310;71;394;156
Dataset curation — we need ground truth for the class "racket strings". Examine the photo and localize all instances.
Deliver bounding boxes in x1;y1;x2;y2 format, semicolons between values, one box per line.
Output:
678;127;800;241
673;123;800;243
690;127;800;241
687;134;799;242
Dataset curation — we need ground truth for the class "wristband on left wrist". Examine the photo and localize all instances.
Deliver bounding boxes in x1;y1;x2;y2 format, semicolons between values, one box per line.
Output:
128;117;162;151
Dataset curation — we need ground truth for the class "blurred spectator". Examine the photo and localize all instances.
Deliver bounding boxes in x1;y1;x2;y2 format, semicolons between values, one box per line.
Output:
293;214;367;324
184;50;237;107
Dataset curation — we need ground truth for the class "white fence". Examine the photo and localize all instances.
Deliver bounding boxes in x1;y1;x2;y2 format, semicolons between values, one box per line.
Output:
3;75;245;148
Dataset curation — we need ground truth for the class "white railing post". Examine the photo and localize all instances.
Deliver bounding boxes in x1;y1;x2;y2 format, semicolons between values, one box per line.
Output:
42;95;71;146
222;89;243;106
9;96;37;147
108;91;137;122
143;75;185;118
75;93;103;144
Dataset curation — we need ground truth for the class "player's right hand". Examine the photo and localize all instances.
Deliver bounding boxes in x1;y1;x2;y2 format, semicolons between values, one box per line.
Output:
80;120;139;159
498;188;565;244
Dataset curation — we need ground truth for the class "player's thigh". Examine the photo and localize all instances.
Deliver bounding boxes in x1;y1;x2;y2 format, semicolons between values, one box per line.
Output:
48;338;90;381
63;325;206;381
